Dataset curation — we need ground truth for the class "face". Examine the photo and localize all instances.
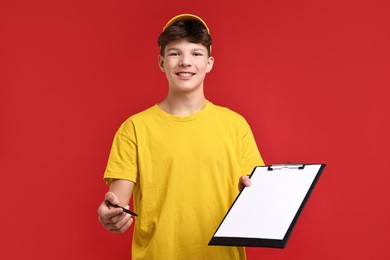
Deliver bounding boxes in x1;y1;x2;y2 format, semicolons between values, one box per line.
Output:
158;39;214;95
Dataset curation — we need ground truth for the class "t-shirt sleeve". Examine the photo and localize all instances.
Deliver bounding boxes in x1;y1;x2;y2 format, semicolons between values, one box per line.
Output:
103;119;138;184
240;118;265;174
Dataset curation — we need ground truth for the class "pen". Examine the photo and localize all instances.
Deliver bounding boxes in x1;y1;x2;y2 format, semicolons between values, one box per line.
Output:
105;200;138;217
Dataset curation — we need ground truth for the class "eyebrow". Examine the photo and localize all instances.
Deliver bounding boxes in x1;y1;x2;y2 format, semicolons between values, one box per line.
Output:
166;47;206;53
192;48;206;53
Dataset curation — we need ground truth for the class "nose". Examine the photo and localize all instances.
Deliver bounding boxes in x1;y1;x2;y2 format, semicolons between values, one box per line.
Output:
179;54;192;67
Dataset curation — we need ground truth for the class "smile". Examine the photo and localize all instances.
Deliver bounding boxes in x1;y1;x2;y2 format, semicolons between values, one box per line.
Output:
176;72;195;77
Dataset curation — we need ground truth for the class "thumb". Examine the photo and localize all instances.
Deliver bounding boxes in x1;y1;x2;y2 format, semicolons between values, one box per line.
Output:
238;175;251;192
105;191;119;205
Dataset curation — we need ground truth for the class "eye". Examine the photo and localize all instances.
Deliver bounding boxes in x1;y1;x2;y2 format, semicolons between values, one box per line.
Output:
193;52;203;56
167;52;179;56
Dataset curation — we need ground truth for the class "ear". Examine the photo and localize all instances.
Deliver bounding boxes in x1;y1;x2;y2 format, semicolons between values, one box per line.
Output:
158;55;165;72
206;56;214;73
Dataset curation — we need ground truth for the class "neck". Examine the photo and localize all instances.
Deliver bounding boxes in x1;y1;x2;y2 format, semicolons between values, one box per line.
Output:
158;93;207;116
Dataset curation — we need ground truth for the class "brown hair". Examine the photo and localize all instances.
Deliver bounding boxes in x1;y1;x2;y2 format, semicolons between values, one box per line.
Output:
157;19;212;57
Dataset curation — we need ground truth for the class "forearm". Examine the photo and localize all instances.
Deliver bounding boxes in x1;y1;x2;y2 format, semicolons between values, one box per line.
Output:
109;179;135;206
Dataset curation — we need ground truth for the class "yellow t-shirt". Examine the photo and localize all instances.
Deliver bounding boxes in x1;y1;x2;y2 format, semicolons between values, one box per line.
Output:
104;102;264;260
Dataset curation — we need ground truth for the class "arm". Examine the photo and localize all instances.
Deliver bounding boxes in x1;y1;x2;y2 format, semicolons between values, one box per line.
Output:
97;179;135;233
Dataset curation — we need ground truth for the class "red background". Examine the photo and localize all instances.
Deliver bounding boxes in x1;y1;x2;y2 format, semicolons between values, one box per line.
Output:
1;0;389;259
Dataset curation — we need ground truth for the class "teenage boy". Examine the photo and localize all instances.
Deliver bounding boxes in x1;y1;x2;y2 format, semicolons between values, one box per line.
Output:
98;14;264;259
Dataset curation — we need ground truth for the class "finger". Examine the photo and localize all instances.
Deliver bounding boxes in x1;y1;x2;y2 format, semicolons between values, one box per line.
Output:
98;201;124;224
238;175;251;191
106;214;133;233
108;210;129;223
119;216;134;233
99;209;126;226
242;176;251;187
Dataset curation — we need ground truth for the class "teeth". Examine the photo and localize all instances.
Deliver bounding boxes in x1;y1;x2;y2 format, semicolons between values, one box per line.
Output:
178;73;193;77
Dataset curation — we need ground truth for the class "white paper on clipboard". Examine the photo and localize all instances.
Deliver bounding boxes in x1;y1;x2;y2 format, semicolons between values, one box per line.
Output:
209;164;325;248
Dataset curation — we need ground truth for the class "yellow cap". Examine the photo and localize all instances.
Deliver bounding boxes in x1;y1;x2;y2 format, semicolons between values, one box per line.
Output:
162;13;210;34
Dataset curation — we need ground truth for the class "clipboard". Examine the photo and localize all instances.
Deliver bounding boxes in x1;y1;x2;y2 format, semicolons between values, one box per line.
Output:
209;163;325;248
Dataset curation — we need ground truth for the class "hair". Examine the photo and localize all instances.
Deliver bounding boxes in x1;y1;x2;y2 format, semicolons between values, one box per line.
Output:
157;19;212;57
